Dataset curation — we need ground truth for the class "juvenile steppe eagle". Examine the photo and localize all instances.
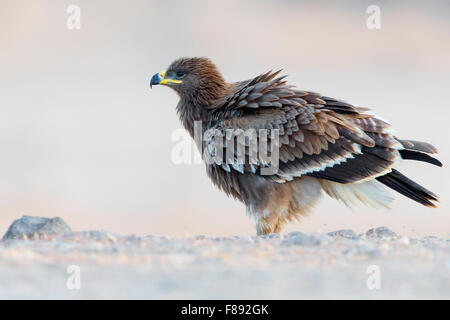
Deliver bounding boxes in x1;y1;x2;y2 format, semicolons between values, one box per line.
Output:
150;57;442;235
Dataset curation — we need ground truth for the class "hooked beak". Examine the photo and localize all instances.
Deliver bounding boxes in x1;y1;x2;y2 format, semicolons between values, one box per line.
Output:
150;70;182;89
150;73;161;89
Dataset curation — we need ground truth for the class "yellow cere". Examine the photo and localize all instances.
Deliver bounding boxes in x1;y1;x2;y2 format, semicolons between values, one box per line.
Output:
159;70;182;85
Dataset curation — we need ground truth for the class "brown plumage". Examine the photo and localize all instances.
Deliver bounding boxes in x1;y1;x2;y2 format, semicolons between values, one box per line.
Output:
150;57;442;235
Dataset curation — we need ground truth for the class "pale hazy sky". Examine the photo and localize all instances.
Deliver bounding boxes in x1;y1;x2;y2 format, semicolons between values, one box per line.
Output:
0;0;449;237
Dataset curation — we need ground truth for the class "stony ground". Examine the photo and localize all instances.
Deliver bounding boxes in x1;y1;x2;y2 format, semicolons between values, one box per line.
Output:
0;223;448;299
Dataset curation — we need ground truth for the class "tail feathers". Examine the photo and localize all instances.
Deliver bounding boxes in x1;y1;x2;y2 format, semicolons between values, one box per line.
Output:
320;179;394;209
399;149;442;167
399;140;438;154
376;169;439;208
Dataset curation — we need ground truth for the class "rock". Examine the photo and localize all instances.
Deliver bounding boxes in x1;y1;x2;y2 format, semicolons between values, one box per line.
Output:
420;236;447;249
395;237;410;246
365;226;397;239
422;235;438;240
2;215;72;241
212;237;232;242
282;232;332;246
352;242;380;257
236;235;254;243
260;233;281;240
327;229;357;239
66;230;124;243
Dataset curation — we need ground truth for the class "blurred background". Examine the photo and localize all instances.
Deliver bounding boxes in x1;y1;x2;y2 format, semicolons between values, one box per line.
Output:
0;0;449;238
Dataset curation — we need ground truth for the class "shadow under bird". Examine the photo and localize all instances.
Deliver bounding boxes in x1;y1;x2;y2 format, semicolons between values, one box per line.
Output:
150;57;442;235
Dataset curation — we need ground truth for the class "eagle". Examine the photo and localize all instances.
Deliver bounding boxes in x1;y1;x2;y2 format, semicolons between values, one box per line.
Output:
150;57;442;235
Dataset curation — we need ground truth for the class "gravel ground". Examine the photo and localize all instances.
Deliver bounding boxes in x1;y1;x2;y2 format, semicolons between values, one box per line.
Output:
0;225;449;299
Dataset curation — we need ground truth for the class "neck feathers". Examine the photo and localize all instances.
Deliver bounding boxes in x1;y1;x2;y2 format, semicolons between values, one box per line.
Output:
177;78;229;137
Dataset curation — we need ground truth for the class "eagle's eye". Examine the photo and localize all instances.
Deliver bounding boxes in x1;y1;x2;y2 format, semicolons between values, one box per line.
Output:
176;71;186;79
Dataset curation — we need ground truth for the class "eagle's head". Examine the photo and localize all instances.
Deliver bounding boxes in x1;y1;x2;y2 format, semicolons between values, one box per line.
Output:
150;57;227;107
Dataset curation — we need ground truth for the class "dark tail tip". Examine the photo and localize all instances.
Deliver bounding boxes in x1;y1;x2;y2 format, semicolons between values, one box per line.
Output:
399;149;443;167
376;169;439;208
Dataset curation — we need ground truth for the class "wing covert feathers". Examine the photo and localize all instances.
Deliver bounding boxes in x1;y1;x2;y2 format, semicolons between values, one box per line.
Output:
206;70;441;207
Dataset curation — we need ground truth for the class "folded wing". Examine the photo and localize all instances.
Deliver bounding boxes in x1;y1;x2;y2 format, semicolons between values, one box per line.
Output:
207;71;405;185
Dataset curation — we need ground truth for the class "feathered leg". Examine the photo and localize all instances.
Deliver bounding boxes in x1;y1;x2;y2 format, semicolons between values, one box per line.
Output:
249;177;323;235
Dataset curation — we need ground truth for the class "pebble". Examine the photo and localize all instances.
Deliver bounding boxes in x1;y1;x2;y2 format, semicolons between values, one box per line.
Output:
327;229;357;239
365;226;398;239
282;232;333;246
